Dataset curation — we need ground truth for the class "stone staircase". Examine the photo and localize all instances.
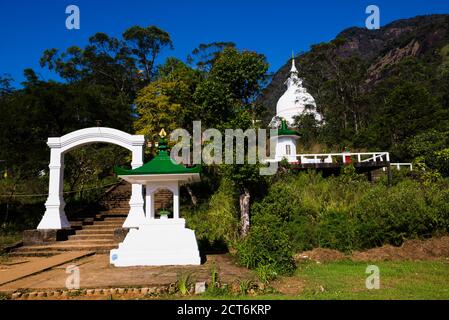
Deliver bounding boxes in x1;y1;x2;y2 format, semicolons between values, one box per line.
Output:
10;183;131;257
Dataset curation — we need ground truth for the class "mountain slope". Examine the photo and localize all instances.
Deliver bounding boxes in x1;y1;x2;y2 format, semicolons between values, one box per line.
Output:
259;14;449;158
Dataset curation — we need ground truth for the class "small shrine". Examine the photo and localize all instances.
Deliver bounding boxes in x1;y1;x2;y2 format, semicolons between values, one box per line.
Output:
274;119;300;162
110;129;202;266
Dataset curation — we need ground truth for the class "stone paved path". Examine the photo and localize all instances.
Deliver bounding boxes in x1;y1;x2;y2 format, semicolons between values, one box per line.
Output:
0;251;94;286
0;253;253;292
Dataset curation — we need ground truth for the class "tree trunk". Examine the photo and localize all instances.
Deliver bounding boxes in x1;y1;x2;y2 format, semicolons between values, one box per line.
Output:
239;187;251;237
2;184;15;227
186;185;198;206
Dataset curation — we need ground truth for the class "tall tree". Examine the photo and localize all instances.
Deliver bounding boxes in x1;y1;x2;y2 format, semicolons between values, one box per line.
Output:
123;25;173;81
187;42;235;72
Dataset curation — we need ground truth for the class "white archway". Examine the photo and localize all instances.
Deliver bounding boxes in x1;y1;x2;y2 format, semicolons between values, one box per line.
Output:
37;127;146;230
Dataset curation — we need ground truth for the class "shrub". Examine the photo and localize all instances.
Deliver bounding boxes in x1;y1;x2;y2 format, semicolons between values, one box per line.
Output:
234;222;296;275
248;172;449;255
317;208;356;252
184;178;239;248
255;264;278;283
176;273;192;295
353;180;438;248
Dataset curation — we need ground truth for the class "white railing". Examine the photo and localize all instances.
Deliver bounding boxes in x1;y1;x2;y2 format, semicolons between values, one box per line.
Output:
382;163;413;171
296;152;390;164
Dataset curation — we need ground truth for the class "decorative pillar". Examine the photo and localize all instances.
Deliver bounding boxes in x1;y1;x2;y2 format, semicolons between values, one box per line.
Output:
173;182;180;219
123;147;146;228
145;185;155;220
37;148;70;229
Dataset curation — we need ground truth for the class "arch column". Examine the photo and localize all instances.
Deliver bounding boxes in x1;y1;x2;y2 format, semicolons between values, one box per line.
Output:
37;146;70;229
123;146;146;228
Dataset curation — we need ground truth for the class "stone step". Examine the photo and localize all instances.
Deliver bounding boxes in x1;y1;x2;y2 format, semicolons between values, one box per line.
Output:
98;212;128;216
76;229;115;235
102;216;127;220
61;239;115;245
15;244;118;252
68;234;115;240
103;200;129;204
90;221;124;226
100;210;129;214
8;251;57;257
81;225;118;230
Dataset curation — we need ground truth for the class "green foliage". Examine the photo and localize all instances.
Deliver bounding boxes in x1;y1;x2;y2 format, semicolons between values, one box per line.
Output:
255;264;278;284
123;25;173;81
248;172;449;254
234;222;296;275
238;279;253;295
176;273;193;295
354;180;437;247
194;47;269;127
405;130;449;178
184;178;239;247
134;79;193;141
317;209;356;252
187;42;236;72
205;265;230;296
293;113;321;151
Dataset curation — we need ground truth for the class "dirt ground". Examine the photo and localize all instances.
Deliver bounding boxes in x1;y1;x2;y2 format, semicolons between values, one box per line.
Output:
0;253;253;295
295;236;449;263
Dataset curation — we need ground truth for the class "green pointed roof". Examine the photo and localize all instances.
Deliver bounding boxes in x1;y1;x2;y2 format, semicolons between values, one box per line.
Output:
278;119;300;137
114;135;201;176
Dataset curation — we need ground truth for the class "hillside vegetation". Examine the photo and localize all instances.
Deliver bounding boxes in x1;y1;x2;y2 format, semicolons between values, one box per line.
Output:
260;14;449;165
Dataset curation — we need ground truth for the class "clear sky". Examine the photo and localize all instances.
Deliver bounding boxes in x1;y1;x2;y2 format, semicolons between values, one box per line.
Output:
1;0;449;86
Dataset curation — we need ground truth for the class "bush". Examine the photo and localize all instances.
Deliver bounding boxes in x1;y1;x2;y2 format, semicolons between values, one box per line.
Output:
234;221;296;275
354;180;438;247
317;209;356;252
184;178;239;249
255;264;278;283
248;171;449;255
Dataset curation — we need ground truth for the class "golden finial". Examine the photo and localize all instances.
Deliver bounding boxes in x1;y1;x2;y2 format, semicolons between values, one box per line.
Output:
159;128;167;138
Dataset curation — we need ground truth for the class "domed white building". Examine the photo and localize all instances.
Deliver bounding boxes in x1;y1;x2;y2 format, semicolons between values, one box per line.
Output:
271;57;322;163
271;58;322;127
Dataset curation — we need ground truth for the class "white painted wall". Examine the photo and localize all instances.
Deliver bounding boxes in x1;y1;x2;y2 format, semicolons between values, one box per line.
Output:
274;136;298;163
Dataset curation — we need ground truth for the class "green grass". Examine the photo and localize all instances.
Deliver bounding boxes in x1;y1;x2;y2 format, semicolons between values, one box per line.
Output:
0;233;21;251
180;260;449;300
295;260;449;300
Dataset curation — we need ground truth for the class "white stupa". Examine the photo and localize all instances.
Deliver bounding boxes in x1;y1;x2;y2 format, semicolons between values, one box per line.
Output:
271;57;322;127
270;56;322;163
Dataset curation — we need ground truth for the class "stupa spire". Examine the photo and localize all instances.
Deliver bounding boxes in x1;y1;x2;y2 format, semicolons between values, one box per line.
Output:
290;51;298;73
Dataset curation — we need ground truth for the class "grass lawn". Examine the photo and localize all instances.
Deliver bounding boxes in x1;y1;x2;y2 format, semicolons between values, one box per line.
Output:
192;260;449;300
294;260;449;300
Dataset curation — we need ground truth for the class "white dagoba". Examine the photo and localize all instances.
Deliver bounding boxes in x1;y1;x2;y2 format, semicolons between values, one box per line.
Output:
269;56;322;163
271;57;322;127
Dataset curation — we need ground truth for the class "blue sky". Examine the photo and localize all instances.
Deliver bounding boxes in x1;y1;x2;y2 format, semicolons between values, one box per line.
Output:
1;0;449;87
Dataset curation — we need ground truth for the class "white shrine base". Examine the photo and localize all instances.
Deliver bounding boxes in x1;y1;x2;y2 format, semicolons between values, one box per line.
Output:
110;218;201;267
